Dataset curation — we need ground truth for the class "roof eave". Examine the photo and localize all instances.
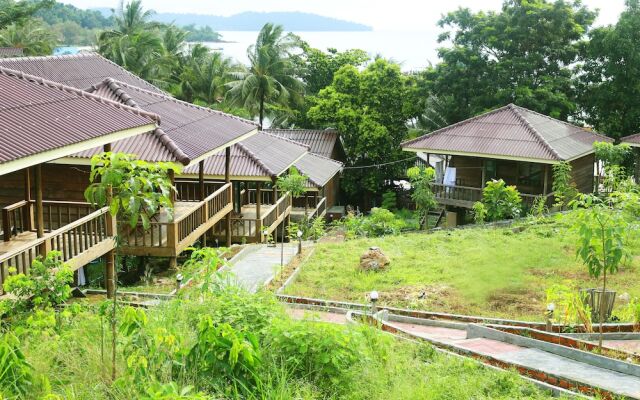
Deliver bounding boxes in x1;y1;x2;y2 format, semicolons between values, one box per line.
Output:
185;128;259;168
0;123;156;176
401;147;561;164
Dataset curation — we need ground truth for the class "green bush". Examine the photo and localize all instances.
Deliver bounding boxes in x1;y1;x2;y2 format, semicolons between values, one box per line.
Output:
342;208;406;238
381;190;397;211
472;202;487;224
481;180;522;221
0;333;33;398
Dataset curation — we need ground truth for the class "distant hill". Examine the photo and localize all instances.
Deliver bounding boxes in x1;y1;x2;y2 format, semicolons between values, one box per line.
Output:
93;9;372;31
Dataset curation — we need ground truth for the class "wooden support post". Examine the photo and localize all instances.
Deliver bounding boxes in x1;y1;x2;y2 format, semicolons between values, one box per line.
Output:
426;153;430;167
23;167;32;231
198;160;205;201
35;164;44;239
543;164;549;196
168;169;176;206
481;160;486;187
256;182;262;242
272;177;278;204
225;147;231;247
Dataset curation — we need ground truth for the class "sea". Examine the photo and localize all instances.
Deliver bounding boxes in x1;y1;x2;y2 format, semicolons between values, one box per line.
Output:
203;30;442;72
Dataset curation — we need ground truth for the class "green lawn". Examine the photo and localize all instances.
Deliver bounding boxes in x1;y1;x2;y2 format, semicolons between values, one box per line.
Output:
285;216;640;321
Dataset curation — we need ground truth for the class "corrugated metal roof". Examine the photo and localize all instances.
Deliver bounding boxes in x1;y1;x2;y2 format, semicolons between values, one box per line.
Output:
621;133;640;146
182;132;309;179
0;66;156;168
402;104;612;162
0;52;165;94
265;128;339;158
71;78;259;165
0;48;24;58
294;153;343;188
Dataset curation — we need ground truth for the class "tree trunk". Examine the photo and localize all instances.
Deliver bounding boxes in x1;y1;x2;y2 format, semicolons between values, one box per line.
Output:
259;96;265;129
599;269;607;351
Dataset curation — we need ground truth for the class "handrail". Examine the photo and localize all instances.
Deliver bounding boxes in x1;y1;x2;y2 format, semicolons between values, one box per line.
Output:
431;182;483;191
174;183;231;224
3;200;28;212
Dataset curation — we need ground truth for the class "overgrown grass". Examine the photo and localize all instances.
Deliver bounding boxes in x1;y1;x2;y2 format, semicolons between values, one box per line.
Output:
4;260;561;399
285;214;640;321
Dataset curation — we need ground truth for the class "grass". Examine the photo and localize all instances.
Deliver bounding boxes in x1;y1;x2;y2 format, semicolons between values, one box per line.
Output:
285;215;640;321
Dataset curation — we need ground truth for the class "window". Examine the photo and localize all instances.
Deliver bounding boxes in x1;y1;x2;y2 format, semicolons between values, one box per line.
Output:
484;160;497;181
518;163;543;187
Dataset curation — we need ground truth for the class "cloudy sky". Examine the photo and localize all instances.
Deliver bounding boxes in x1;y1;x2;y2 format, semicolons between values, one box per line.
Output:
63;0;626;31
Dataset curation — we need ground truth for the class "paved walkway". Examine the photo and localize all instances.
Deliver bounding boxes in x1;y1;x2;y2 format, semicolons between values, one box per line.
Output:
228;243;299;292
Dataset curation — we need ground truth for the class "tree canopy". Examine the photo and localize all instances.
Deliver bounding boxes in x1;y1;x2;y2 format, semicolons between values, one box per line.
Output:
578;0;640;138
424;0;596;124
308;59;413;206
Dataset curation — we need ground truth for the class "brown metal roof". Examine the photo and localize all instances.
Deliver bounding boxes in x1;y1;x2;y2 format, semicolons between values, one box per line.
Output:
294;152;343;188
0;52;165;94
621;133;640;146
182;132;309;179
70;79;259;165
0;66;157;173
265;128;340;158
0;48;24;58
402;104;612;163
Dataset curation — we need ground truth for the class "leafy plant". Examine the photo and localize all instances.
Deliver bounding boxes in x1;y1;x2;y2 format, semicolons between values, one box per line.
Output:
572;194;627;349
276;166;308;198
594;142;634;170
342;208;406;239
406;166;437;229
546;284;593;332
552;161;578;209
472;202;487;224
0;333;33;398
528;195;549;220
288;216;326;242
480;179;522;221
381;191;397;211
3;251;73;312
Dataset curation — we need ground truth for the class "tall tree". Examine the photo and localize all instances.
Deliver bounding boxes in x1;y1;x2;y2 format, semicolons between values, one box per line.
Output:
179;47;237;105
308;59;413;208
0;0;53;30
0;19;57;55
578;0;640;139
427;0;596;123
226;23;304;128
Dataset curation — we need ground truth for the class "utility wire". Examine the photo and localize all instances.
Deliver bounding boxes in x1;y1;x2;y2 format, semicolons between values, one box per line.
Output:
342;156;417;170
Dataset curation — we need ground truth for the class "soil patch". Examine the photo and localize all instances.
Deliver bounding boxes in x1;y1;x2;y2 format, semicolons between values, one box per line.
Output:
487;287;541;316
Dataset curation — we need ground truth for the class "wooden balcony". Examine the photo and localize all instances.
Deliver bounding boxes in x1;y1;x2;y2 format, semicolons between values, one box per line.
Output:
118;183;233;257
431;183;554;209
212;192;292;244
0;206;115;295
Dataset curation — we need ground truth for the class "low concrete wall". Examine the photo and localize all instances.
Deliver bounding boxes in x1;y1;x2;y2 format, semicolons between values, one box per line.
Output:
467;324;640;378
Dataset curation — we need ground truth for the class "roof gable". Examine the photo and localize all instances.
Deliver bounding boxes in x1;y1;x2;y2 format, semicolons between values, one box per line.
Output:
402;104;612;162
0;67;157;174
264;128;340;159
0;52;165;94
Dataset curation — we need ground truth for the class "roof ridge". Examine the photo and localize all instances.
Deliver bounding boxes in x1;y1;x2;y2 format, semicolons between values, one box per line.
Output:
235;142;275;177
509;104;562;161
111;79;260;128
303;151;344;166
86;78;191;165
260;130;311;151
401;104;514;147
0;66;161;124
514;104;612;141
621;133;640;141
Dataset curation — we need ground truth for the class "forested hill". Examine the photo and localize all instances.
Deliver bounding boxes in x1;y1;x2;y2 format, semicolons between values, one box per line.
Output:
93;9;372;31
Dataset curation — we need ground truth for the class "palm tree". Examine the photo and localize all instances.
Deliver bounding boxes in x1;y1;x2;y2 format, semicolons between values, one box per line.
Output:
0;20;57;56
180;48;237;105
226;23;304;128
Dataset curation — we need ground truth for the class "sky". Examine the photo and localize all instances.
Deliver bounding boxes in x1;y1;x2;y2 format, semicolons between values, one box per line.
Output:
62;0;627;31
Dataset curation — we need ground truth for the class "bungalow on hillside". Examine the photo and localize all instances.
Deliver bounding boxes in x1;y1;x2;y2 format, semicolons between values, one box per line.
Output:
0;66;157;295
265;128;345;217
402;104;612;215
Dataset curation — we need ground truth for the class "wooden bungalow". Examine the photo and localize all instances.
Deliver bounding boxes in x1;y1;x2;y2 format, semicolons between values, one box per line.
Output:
0;66;157;295
265;128;345;218
290;153;343;221
402;104;612;211
180;132;310;244
0;68;259;267
621;134;640;179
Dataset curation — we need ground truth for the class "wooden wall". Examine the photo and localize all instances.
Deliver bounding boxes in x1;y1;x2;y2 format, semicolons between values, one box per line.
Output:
449;156;483;187
570;153;596;194
0;164;90;208
323;175;340;208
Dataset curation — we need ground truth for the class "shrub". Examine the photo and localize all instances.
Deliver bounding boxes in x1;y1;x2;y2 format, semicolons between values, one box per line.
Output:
472;202;487;224
3;251;73;311
288;216;326;242
481;180;522;221
265;318;361;391
381;190;397;211
342;208;406;238
552;161;578;208
0;333;33;398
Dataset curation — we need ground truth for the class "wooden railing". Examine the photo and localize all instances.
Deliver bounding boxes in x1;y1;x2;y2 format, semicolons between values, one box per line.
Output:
309;197;327;219
292;194;320;209
213;192;292;242
2;200;94;242
175;180;226;202
432;183;483;206
0;207;114;295
119;183;232;251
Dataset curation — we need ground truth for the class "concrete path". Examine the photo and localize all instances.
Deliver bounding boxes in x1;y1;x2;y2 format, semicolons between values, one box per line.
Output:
228;243;299;292
393;321;640;399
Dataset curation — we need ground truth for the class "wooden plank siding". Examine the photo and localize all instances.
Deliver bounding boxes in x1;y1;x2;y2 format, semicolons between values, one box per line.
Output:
570;153;596;194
